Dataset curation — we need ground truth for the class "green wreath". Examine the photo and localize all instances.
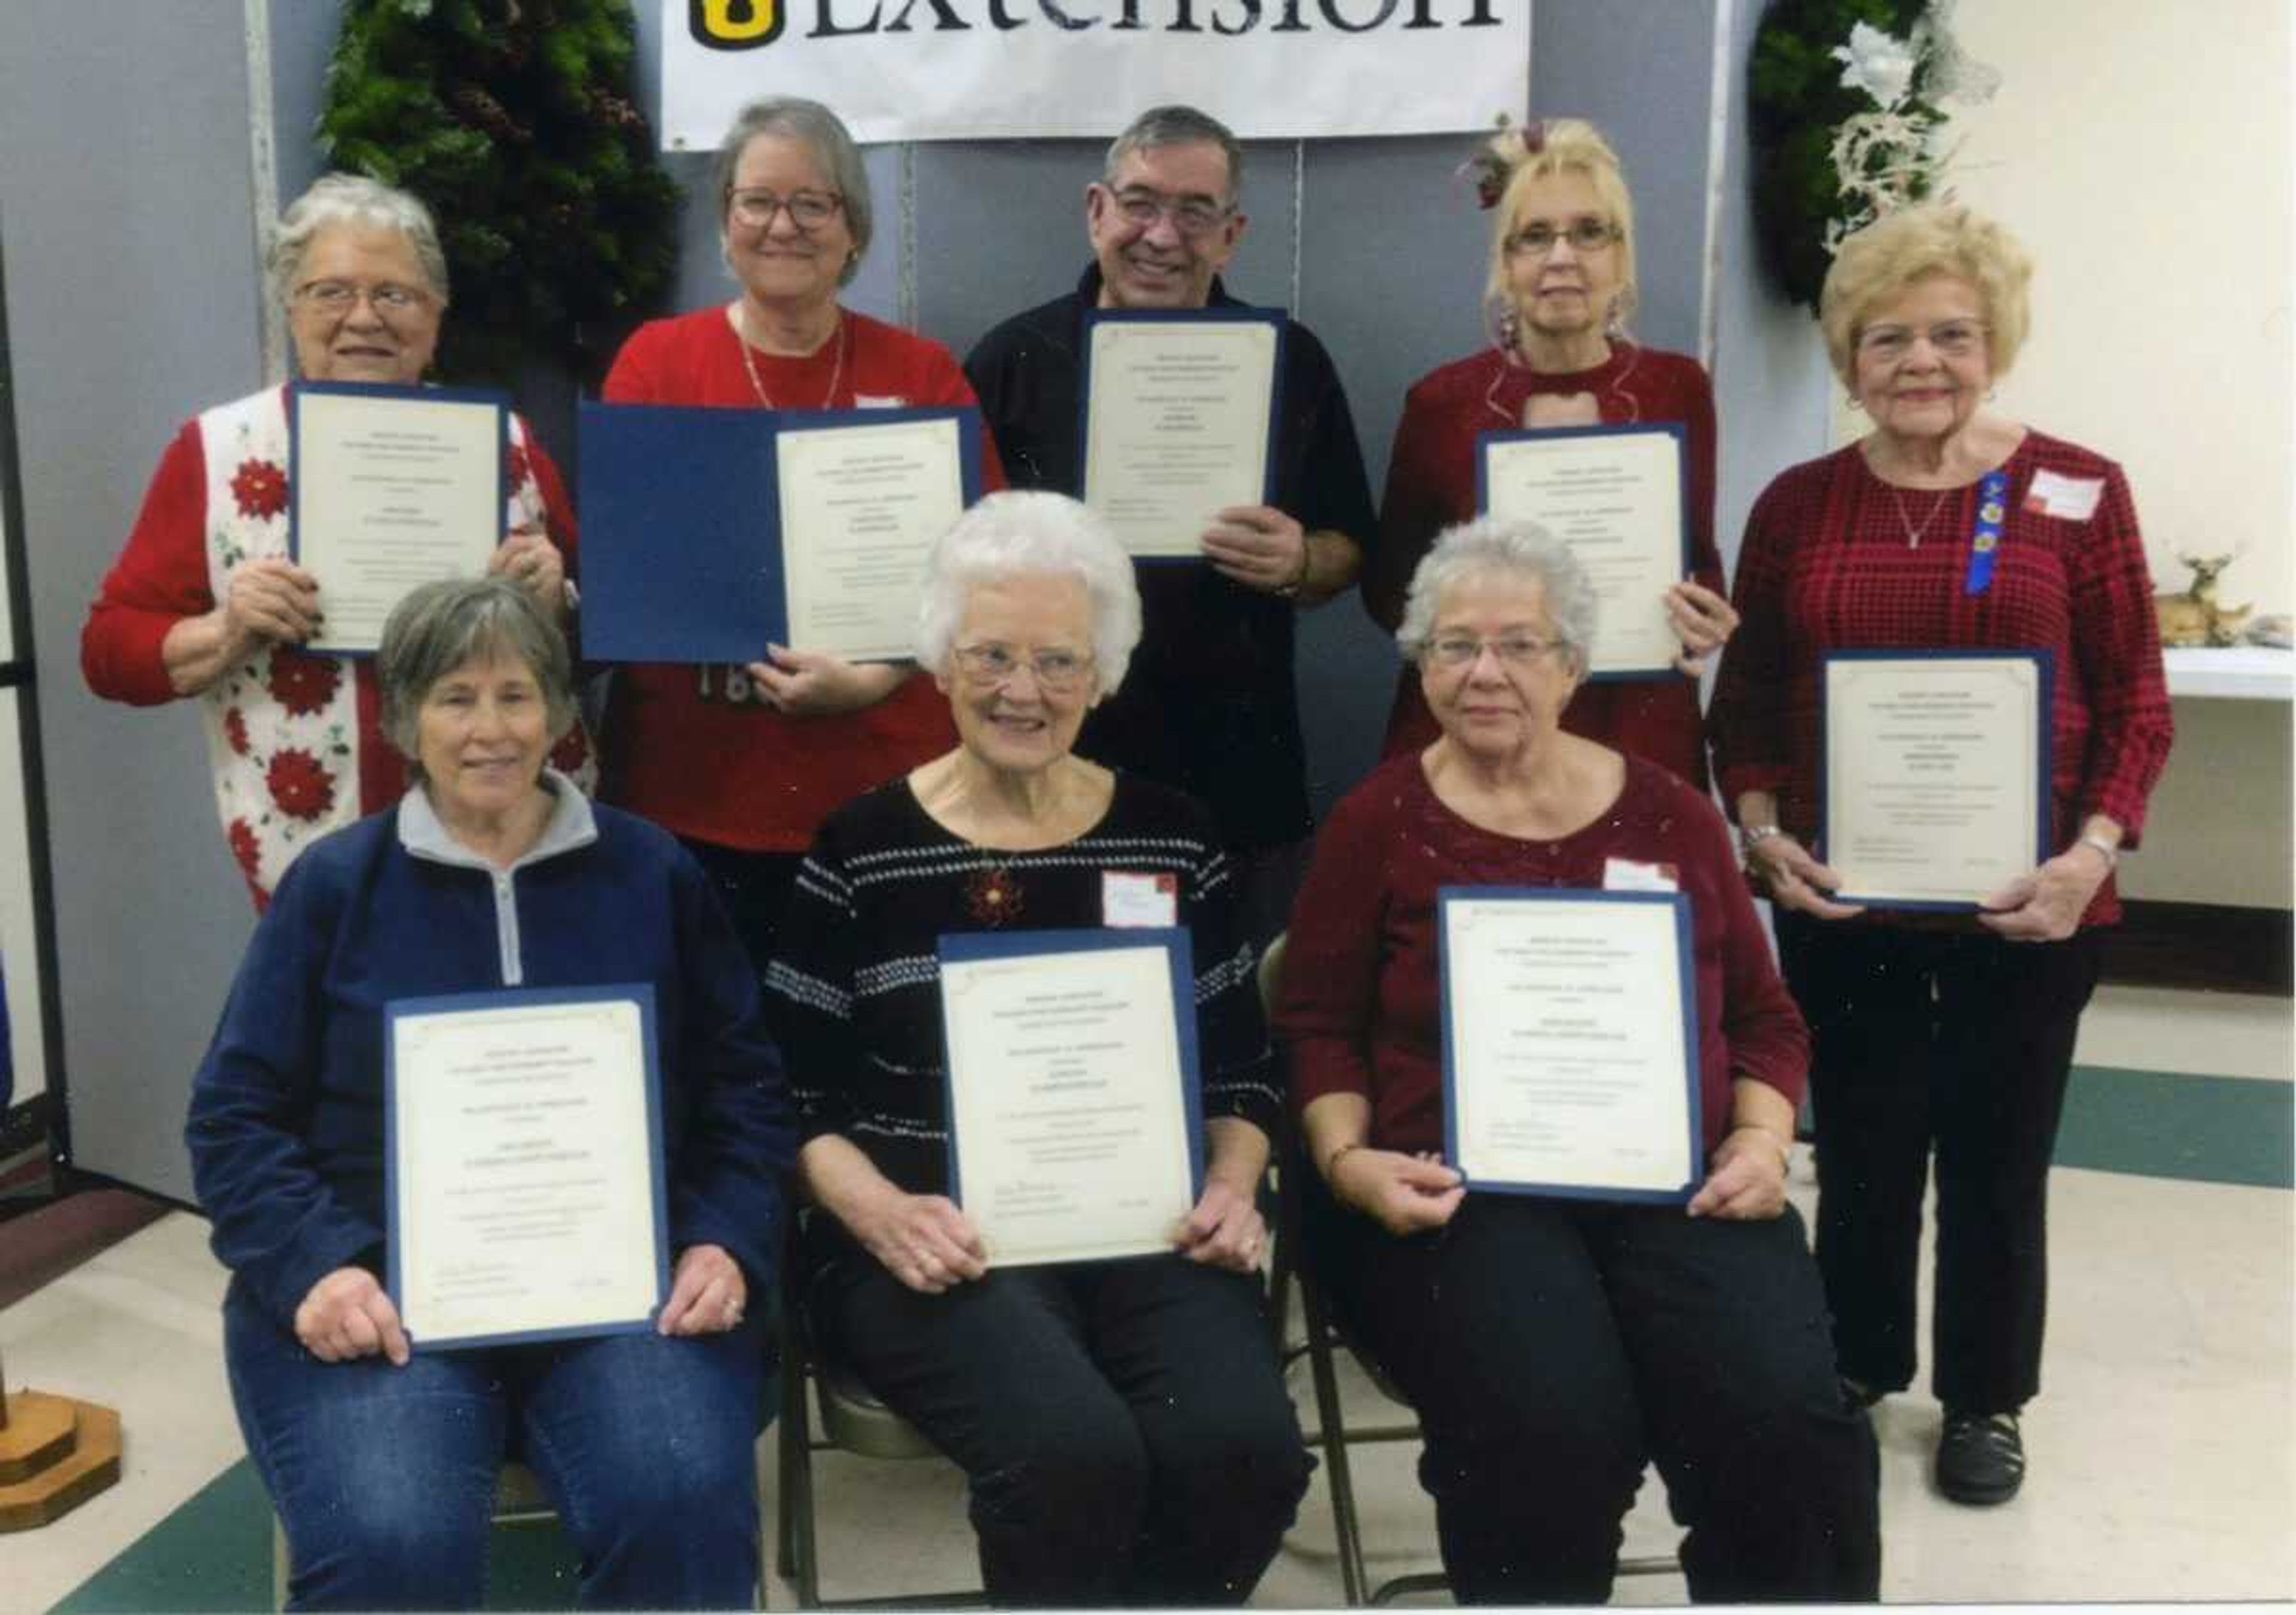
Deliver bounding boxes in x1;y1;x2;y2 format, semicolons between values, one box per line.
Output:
318;0;680;387
1747;0;1946;313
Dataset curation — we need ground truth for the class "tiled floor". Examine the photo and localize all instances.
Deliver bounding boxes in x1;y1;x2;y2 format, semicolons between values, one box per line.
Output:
6;982;2291;1611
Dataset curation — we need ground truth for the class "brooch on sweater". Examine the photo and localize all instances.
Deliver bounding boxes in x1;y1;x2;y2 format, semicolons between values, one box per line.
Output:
964;860;1024;926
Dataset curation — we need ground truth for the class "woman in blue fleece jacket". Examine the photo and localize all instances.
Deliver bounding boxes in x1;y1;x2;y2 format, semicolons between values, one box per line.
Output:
187;577;794;1611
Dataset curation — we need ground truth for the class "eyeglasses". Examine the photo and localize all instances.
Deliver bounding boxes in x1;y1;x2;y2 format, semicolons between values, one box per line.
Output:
1107;187;1235;238
953;643;1094;692
1424;633;1567;668
1857;319;1988;362
1504;220;1617;258
295;280;432;316
726;188;845;231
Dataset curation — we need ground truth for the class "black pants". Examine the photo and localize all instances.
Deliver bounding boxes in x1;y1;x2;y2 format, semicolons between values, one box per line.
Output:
1310;1184;1879;1605
1775;915;2102;1414
811;1230;1311;1607
679;839;804;983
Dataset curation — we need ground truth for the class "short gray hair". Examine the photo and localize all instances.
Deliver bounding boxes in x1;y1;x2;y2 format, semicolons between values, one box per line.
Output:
1396;517;1598;676
714;97;873;286
267;174;449;313
1104;105;1245;206
915;492;1142;698
378;578;577;777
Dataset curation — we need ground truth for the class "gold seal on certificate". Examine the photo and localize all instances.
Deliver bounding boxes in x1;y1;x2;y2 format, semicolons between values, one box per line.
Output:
292;382;508;655
1477;425;1687;678
1440;889;1700;1201
778;411;971;661
387;987;667;1350
939;929;1203;1266
1080;312;1281;557
1822;651;2051;908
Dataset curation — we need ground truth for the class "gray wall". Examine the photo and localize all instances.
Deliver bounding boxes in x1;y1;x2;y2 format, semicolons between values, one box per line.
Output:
4;0;1815;1198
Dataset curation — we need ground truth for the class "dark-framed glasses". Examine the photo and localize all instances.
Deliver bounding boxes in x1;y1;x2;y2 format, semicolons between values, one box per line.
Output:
1857;319;1988;362
954;642;1094;692
1504;219;1617;257
295;280;432;316
1425;633;1565;668
726;188;845;231
1110;187;1234;237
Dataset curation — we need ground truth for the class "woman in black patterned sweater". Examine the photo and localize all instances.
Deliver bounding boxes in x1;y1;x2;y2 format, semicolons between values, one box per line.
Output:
767;490;1308;1607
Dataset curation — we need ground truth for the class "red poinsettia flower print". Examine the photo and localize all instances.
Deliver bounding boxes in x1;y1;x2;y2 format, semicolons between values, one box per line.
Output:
548;724;590;775
266;649;341;717
224;707;250;756
266;748;335;822
228;817;261;881
230;457;289;520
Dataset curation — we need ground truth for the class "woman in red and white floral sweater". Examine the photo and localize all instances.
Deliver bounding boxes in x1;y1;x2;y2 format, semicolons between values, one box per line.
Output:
81;175;592;909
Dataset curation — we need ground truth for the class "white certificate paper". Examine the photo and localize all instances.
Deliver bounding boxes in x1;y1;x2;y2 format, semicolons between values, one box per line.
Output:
387;988;666;1350
293;384;506;654
1440;889;1700;1200
778;413;969;661
1478;426;1687;678
939;930;1202;1266
1824;652;2050;908
1080;315;1281;557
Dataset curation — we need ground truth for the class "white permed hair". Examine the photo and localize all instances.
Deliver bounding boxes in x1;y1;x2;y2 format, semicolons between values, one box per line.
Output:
1396;516;1598;676
268;173;448;314
914;491;1143;698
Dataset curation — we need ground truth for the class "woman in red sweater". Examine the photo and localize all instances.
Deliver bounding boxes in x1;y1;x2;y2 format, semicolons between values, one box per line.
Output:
601;96;1002;970
1361;119;1736;786
1709;204;2173;1507
1278;518;1877;1605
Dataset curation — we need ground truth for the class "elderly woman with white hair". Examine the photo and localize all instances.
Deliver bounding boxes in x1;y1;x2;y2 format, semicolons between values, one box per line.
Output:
1276;518;1879;1604
82;173;589;911
1711;203;2173;1506
767;490;1308;1605
602;95;1002;977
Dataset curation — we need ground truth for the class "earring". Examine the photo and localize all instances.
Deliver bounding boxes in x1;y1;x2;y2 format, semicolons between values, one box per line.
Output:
1496;307;1521;351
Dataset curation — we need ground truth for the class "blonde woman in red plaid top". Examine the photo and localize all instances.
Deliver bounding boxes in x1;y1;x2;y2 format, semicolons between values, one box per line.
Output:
1709;204;2172;1508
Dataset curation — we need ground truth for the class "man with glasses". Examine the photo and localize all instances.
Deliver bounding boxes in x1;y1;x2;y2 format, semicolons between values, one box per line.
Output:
965;105;1375;944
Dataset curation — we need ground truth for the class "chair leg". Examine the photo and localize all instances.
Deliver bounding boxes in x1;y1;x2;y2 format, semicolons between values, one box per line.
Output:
777;1315;823;1609
1300;1274;1370;1608
271;1515;290;1610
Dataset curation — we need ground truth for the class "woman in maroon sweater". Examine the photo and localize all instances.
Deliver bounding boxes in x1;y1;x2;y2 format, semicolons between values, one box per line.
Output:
1361;119;1736;785
1709;204;2173;1507
1277;518;1877;1605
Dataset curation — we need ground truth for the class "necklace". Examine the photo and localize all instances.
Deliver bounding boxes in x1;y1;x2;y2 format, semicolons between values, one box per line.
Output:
1889;486;1953;549
737;306;845;410
963;857;1025;927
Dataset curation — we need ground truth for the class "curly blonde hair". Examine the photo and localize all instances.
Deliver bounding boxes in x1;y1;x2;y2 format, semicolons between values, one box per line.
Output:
1819;203;2034;387
1482;118;1639;339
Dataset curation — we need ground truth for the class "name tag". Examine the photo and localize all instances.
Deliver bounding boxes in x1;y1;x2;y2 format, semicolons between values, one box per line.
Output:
1602;857;1680;893
853;393;908;410
1103;871;1179;927
2023;469;2103;521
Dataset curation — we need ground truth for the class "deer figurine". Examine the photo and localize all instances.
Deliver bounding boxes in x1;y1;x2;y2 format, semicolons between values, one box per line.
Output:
2154;547;2252;648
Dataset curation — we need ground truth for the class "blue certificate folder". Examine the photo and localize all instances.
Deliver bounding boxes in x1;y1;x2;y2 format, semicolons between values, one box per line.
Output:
384;983;670;1353
1473;421;1690;682
1076;306;1287;553
288;380;510;658
1436;886;1703;1204
1818;648;2054;912
578;401;984;663
936;927;1208;1219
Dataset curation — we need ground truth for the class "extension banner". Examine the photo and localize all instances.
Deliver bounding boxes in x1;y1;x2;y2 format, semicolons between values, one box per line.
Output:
660;0;1529;147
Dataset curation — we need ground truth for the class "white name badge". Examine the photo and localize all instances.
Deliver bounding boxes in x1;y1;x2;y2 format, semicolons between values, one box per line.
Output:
1103;871;1180;928
2023;470;2103;521
1602;857;1680;893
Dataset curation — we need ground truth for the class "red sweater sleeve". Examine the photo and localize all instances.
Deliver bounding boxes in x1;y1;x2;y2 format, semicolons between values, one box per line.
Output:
1272;781;1391;1112
1364;384;1449;634
1680;363;1724;594
1708;469;1809;808
524;431;579;574
1693;787;1809;1105
2065;463;2172;845
83;419;212;707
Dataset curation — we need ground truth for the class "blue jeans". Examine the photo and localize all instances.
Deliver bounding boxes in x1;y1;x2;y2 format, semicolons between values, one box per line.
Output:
225;1281;767;1610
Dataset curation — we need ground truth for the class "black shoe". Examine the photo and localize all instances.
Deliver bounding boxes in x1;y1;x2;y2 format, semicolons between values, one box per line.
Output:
1937;1409;2025;1504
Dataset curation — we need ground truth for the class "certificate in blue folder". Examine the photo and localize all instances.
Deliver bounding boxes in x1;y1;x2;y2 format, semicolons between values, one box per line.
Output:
1475;422;1690;681
1077;307;1286;558
385;983;669;1351
938;927;1205;1266
1437;886;1702;1204
578;402;984;663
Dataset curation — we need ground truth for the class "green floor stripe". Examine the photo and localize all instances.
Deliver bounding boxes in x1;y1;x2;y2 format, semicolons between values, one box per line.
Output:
2056;1065;2294;1189
50;1458;582;1614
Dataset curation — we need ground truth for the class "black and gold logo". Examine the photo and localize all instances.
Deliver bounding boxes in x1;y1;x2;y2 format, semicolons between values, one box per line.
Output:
691;0;787;49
